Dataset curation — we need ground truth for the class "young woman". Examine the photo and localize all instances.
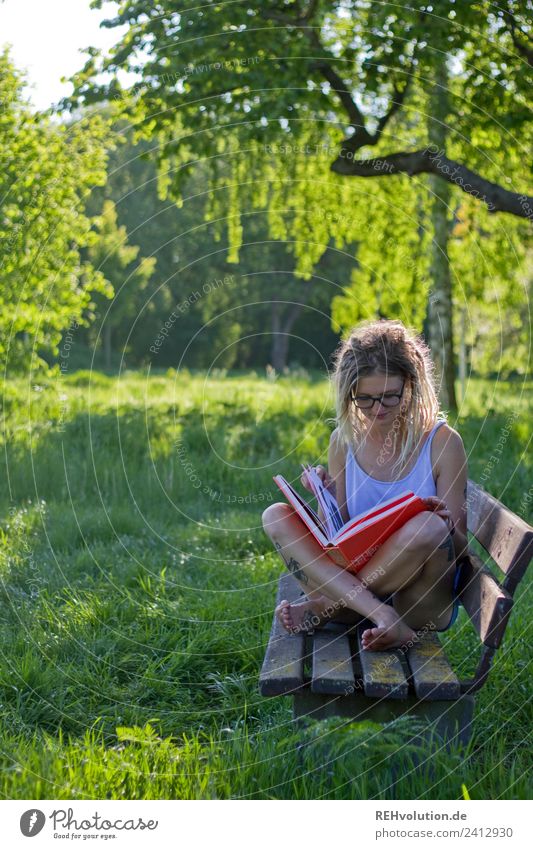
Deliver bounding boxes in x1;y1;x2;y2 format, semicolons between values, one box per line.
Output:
262;319;469;651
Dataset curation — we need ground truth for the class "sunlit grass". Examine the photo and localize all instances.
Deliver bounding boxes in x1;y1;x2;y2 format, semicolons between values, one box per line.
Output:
0;369;531;798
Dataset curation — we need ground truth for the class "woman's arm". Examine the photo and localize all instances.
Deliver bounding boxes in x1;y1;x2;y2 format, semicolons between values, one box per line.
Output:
433;426;469;561
304;429;349;524
327;428;350;526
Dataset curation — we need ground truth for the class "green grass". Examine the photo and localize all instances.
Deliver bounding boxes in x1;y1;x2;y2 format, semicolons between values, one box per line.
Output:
0;368;531;799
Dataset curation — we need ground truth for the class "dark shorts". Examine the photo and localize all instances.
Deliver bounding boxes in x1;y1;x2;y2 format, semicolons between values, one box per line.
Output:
436;557;465;632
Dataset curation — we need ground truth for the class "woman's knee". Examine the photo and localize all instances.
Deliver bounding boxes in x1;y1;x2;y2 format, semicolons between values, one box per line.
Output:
261;502;295;539
396;510;449;554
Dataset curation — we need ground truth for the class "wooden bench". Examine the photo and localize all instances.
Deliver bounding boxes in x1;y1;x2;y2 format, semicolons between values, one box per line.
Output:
259;479;533;746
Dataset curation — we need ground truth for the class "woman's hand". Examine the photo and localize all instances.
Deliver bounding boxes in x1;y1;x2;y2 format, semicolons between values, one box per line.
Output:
301;464;337;498
421;496;456;535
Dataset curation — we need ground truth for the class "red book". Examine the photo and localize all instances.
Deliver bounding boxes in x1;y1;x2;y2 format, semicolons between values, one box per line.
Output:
273;472;427;574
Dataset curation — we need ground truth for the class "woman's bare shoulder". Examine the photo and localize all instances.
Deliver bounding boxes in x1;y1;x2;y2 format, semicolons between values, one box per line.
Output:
432;422;467;472
433;421;465;451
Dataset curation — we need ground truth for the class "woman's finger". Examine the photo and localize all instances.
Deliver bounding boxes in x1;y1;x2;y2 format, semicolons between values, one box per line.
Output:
424;496;446;508
300;473;312;491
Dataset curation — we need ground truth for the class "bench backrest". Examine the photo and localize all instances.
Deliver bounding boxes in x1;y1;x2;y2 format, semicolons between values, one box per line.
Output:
466;480;533;594
458;480;533;691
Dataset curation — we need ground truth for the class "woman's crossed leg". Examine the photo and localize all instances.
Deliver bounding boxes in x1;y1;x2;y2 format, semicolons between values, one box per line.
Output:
262;502;456;651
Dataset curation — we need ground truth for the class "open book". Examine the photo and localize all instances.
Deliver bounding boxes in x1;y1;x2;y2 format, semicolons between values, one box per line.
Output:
273;465;427;574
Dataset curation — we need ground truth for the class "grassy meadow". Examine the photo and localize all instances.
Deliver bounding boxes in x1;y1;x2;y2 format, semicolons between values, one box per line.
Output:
0;367;531;799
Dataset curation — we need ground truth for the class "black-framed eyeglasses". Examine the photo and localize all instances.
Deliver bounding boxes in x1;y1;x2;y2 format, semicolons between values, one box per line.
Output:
350;380;405;410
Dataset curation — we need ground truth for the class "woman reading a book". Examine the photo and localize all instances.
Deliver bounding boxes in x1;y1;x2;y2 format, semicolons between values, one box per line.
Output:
262;318;469;651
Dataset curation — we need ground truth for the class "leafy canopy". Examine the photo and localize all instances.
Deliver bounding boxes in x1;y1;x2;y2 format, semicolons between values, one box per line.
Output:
0;49;112;372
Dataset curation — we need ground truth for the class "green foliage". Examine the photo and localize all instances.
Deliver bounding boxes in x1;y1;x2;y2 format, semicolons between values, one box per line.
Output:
84;199;156;365
67;125;349;371
331;176;432;333
0;49;112;372
448;199;532;378
66;2;531;375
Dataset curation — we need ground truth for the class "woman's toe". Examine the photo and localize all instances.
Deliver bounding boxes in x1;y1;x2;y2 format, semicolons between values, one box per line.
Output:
362;627;384;649
276;600;289;618
277;601;293;630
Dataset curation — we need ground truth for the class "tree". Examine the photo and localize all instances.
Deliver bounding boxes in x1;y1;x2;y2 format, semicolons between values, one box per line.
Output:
85;200;156;369
67;2;532;400
68;1;532;218
0;48;112;373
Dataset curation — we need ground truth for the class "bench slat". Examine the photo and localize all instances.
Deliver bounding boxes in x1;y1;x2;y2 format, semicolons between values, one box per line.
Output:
259;573;305;696
467;480;533;591
459;551;514;648
356;627;409;699
311;630;356;695
406;631;461;700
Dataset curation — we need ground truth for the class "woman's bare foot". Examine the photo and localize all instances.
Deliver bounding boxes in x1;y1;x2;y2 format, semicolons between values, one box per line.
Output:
275;595;333;634
361;608;418;651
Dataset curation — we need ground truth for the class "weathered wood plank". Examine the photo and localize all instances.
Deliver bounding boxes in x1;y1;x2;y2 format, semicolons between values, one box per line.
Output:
311;630;356;695
459;551;513;648
467;480;533;590
258;573;306;696
356;626;409;699
406;631;461;700
292;691;475;747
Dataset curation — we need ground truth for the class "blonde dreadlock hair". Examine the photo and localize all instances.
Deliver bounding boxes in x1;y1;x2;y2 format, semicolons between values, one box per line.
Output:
330;319;447;479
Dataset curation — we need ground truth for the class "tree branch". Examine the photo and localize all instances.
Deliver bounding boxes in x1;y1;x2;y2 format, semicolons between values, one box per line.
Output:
295;0;321;23
310;60;373;140
261;5;529;219
373;72;414;142
307;21;417;146
330;146;533;218
501;2;533;66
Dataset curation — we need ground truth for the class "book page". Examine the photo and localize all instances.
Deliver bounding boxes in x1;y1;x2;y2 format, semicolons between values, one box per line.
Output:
302;464;344;538
273;475;330;542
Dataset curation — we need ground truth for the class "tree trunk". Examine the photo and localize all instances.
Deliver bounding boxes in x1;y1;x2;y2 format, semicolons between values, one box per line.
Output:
270;299;305;372
426;57;458;411
459;306;466;404
103;321;112;371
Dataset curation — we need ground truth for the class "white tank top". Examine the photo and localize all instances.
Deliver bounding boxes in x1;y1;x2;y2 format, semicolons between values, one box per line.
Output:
345;420;446;519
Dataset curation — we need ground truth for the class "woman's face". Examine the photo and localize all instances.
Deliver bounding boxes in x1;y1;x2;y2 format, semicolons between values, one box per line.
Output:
351;373;407;424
